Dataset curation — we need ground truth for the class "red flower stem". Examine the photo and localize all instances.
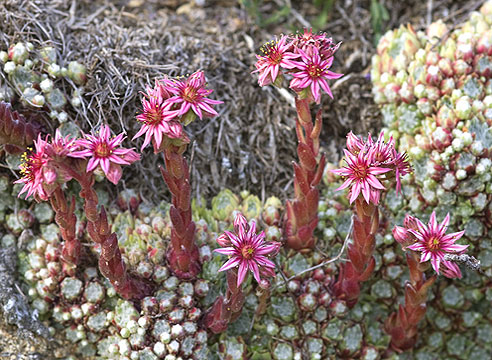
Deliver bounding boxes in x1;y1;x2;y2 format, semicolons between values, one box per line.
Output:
284;97;326;250
333;197;378;307
50;187;81;264
60;162;152;300
160;146;200;279
203;269;245;334
385;252;436;352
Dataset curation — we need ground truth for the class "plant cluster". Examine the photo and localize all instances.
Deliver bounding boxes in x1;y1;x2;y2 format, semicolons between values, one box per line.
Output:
0;2;490;359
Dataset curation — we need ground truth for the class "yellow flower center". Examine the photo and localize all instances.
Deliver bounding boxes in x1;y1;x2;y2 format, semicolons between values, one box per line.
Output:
182;87;198;102
427;236;441;251
241;245;255;260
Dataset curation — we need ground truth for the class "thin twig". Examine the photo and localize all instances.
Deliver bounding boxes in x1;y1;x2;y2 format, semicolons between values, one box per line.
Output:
283;216;353;282
444;253;484;275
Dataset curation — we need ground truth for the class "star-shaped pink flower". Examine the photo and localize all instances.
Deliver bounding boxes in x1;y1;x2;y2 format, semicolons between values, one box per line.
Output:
254;35;300;86
332;148;390;204
161;71;223;120
71;125;140;185
406;212;468;274
289;46;343;102
133;80;183;153
214;213;281;287
15;135;51;201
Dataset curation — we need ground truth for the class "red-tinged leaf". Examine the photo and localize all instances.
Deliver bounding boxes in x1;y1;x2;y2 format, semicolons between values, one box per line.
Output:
293;162;310;195
311;153;326;186
169;206;185;234
384;312;398;330
230;291;245;313
352;218;367;245
361;233;376;258
178;180;191;212
295;97;311;125
358;256;375;281
69;195;76;215
406;253;422;285
311;109;323;139
160;166;179;195
389;324;406;344
297;224;315;247
404;283;419;307
420;275;437;294
298;142;317;171
100;233;119;260
87;221;102;244
291;200;304;224
168;151;184;179
306;188;319;220
285;201;296;231
369;210;379;236
407;304;427;325
98;207;110;236
176;253;191;271
182;222;196;248
397;304;408;328
296;120;306;145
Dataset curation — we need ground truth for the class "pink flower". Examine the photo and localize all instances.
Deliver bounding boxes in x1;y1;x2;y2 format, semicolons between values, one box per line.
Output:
289;46;343;102
291;29;341;60
47;129;77;158
15;135;51;201
392;150;412;194
332;149;390;204
333;131;412;203
133;80;183;153
441;260;463;279
367;132;394;164
214;213;281;287
71;125;140;185
393;225;410;247
162;71;223;120
254;35;300;86
346;131;364;155
406;212;468;275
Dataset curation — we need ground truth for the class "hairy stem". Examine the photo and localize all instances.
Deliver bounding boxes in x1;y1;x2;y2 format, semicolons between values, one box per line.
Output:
333;198;378;307
284;97;326;250
161;146;200;279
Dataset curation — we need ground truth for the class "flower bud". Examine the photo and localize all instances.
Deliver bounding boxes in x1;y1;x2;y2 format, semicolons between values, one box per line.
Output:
346;131;363;154
216;233;231;247
392;225;409;246
403;214;419;231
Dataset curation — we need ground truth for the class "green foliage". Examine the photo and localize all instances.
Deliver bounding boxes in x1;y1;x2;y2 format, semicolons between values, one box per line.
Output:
240;0;290;27
312;0;336;31
370;0;390;45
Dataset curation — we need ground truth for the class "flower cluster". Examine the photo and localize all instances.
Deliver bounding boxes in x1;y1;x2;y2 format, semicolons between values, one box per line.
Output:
15;126;140;200
215;213;281;287
134;71;222;153
332;132;412;204
393;212;468;278
254;29;343;103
